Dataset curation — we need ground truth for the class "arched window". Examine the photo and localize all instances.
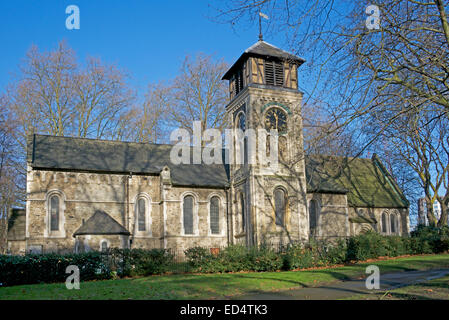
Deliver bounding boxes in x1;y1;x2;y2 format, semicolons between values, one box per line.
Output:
46;190;66;238
50;195;60;231
382;212;388;233
137;198;146;231
210;196;220;235
237;112;246;131
100;240;108;252
134;194;151;236
235;112;246;166
309;200;318;236
274;188;286;226
390;214;396;234
240;193;246;231
183;195;194;235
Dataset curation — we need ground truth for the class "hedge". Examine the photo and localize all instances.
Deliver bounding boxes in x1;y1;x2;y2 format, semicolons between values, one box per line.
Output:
1;226;448;286
107;248;175;277
185;226;449;273
0;252;111;287
0;248;175;287
184;245;283;273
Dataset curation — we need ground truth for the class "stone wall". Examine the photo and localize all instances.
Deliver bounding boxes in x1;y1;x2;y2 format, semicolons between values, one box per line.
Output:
348;207;410;237
163;186;229;253
75;235;129;252
25;169;161;253
307;193;349;241
252;175;307;246
19;167;230;255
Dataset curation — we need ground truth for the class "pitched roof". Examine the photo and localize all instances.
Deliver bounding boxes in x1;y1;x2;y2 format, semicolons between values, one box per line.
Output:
28;134;230;188
27;134;409;208
73;210;130;237
222;40;305;80
305;155;409;208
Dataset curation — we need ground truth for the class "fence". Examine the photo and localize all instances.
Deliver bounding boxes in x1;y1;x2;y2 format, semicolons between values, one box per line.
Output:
97;242;298;275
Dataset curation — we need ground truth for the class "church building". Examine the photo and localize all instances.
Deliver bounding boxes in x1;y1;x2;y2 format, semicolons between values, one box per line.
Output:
6;40;410;255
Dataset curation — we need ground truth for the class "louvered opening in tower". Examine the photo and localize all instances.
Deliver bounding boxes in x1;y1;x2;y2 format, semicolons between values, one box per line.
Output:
265;61;275;86
264;60;284;87
274;62;284;86
234;70;244;95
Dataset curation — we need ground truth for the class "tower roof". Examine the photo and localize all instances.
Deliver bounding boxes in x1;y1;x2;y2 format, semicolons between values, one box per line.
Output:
222;40;305;80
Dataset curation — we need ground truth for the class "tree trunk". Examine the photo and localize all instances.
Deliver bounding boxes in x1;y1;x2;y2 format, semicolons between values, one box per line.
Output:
438;195;449;227
426;198;437;227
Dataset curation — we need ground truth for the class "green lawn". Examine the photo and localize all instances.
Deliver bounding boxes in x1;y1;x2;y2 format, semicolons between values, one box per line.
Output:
1;254;449;300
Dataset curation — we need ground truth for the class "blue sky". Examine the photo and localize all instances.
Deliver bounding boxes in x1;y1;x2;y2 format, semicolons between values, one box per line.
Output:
0;0;279;93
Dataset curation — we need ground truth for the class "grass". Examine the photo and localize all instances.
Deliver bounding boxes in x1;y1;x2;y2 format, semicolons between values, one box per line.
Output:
1;253;449;300
345;274;449;300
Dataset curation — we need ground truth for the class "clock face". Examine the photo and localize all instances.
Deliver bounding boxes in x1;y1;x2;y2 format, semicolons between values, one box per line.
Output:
264;107;287;133
237;113;246;131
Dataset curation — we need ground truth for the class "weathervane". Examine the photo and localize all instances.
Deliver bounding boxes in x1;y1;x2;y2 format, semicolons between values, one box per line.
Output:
258;10;269;41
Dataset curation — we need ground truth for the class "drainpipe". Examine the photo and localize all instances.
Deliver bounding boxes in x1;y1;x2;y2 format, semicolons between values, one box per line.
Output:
127;172;133;248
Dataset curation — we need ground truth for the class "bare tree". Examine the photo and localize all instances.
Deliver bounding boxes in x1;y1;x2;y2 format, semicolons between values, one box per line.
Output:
366;104;449;226
1;41;137;246
214;0;449;224
0;96;22;253
6;40;135;148
124;83;170;143
302;101;364;157
163;53;230;137
72;57;135;139
214;0;449;114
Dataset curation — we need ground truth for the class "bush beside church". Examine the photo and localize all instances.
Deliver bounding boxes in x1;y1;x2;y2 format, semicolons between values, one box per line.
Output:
1;226;448;287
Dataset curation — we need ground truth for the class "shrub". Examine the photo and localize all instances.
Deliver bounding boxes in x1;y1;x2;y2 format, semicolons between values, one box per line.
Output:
3;226;449;285
385;236;408;257
108;248;174;277
410;225;449;254
219;245;249;272
185;245;283;273
321;239;348;265
346;232;390;261
184;247;221;273
281;239;347;270
0;252;110;287
247;246;283;272
282;243;315;270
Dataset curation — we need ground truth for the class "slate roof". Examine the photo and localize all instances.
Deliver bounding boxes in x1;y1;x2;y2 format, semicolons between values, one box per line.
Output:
305;155;409;208
222;40;305;80
73;210;130;237
27;134;409;209
28;134;230;188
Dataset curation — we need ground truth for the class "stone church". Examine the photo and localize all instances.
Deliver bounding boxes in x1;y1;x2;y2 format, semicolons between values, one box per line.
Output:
6;40;410;255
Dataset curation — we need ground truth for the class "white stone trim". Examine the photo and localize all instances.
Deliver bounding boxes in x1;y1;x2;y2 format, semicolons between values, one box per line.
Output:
207;193;226;237
273;185;288;227
44;190;66;238
308;197;321;238
26;164;32;238
180;191;199;236
380;209;400;235
99;239;110;251
133;193;152;238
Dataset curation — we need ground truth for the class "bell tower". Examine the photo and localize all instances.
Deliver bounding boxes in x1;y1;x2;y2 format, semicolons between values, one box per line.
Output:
222;40;309;246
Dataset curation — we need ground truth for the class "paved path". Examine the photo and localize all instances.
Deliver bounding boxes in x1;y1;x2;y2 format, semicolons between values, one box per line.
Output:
234;269;449;300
